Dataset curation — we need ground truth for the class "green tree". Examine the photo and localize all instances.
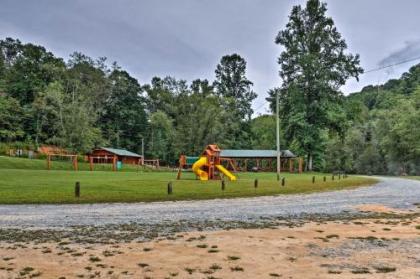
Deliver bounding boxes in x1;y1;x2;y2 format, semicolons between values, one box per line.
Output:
144;76;188;118
100;69;148;152
36;81;104;152
0;38;65;105
274;0;363;170
148;111;174;163
0;95;25;142
250;115;277;149
190;79;213;97
173;92;226;155
214;54;257;120
213;54;256;148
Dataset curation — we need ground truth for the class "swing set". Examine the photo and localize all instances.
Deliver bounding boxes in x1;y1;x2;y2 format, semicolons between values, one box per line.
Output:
46;154;79;171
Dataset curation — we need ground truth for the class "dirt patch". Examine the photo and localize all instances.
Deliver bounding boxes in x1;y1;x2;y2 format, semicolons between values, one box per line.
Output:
0;216;419;278
356;204;412;214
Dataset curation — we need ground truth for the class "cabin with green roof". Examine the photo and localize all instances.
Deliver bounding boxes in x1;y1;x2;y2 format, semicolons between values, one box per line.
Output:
88;147;143;166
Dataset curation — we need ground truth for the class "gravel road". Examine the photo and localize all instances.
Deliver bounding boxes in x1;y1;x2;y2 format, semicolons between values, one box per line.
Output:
0;176;419;229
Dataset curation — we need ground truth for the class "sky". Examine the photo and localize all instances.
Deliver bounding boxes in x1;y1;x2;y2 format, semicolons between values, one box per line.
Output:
1;0;420;115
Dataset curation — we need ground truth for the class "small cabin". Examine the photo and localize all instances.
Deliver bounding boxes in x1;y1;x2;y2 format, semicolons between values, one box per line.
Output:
88;147;143;165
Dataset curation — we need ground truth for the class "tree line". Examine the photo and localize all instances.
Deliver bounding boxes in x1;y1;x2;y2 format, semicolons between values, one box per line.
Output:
0;38;260;164
1;0;419;175
265;0;420;175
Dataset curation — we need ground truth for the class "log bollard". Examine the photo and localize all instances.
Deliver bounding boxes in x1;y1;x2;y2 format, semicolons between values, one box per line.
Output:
281;177;285;186
254;178;258;189
332;175;335;181
167;182;173;195
323;176;326;182
221;180;225;191
75;181;80;198
312;176;315;184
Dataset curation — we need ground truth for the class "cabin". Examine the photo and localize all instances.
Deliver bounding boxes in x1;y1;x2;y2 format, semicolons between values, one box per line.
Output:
88;147;143;165
220;149;303;173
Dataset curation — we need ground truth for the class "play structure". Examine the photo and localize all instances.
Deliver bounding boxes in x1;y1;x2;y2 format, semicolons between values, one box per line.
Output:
46;153;79;171
177;145;303;180
178;144;236;181
41;146;79;171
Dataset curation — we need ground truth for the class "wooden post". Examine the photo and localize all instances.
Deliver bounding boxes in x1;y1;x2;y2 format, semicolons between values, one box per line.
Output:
47;155;51;170
289;159;294;173
221;180;225;191
254;178;258;189
167;182;173;195
281;177;285;186
298;157;303;173
176;167;182;180
332;175;335;181
73;156;78;171
312;176;315;183
89;156;93;171
323;176;326;182
112;156;117;171
75;182;80;198
229;159;236;172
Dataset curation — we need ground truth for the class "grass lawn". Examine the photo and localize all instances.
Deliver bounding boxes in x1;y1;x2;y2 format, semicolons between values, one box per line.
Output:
0;155;151;172
0;158;377;204
406;176;420;181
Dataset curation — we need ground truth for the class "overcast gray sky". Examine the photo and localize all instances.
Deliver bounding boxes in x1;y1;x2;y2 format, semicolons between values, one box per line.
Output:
1;0;420;115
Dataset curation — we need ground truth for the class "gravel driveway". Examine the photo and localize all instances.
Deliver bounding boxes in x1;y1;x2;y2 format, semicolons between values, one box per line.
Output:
0;176;419;228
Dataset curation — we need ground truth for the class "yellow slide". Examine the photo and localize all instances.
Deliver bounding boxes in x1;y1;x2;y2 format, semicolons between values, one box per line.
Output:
192;156;208;181
216;164;237;181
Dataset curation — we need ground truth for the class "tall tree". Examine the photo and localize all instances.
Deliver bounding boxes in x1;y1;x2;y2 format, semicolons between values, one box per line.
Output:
274;0;363;170
214;54;257;120
213;54;256;148
35;81;104;152
148;111;174;163
0;38;65;105
0;95;25;142
100;69;148;152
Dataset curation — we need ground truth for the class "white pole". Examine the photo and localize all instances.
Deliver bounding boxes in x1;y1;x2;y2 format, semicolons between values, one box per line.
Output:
276;89;281;180
141;137;144;165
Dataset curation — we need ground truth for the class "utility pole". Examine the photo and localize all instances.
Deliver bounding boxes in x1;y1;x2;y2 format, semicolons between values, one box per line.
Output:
141;137;145;165
276;89;281;181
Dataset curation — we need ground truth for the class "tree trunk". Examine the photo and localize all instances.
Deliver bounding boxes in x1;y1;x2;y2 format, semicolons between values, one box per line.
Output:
308;153;313;171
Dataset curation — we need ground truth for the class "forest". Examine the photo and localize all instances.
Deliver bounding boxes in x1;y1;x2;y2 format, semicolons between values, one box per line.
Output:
0;0;419;175
0;38;259;164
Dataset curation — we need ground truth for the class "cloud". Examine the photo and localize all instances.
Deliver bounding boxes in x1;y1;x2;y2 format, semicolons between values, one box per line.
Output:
378;39;420;67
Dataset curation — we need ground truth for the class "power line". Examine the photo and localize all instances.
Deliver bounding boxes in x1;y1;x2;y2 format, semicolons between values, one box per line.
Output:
253;101;268;113
252;55;420;115
363;55;420;74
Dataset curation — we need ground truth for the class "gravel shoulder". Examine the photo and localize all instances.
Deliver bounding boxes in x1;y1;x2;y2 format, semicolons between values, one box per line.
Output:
0;176;419;229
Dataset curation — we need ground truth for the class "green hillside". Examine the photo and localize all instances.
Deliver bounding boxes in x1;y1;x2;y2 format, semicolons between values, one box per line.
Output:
323;64;420;175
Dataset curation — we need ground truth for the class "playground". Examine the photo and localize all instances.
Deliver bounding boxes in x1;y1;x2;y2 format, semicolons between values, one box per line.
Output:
0;155;375;204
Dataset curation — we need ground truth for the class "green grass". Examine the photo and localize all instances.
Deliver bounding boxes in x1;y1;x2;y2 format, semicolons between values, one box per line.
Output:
406;176;420;181
0;155;161;172
0;156;377;204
